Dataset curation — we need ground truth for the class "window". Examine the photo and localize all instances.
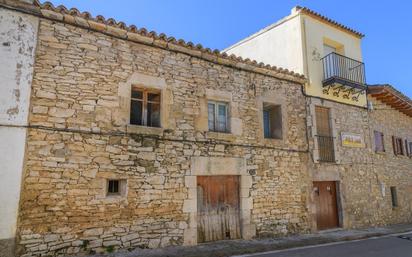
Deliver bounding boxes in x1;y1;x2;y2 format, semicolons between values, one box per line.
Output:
106;179;126;197
263;103;282;139
405;140;411;157
392;136;404;156
208;101;229;133
130;87;161;127
108;180;119;194
315;106;334;162
390;186;398;208
374;131;385;152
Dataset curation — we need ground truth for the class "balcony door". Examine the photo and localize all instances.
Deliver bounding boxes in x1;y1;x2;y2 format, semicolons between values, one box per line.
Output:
323;44;336;56
323;44;337;78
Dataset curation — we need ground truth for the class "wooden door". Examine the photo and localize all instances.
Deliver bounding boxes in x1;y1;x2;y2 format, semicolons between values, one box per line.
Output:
197;175;241;242
313;181;339;230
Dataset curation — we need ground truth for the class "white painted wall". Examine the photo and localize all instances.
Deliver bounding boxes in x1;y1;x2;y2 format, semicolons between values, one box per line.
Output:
0;127;28;239
0;8;38;240
224;14;304;74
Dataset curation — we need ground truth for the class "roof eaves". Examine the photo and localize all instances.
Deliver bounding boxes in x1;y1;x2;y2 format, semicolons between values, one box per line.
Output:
368;84;412;117
295;6;365;38
23;0;306;84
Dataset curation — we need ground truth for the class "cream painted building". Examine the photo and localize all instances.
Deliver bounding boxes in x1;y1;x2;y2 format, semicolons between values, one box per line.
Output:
224;6;367;107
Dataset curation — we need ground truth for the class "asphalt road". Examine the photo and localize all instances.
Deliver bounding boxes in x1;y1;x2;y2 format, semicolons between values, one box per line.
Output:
241;233;412;257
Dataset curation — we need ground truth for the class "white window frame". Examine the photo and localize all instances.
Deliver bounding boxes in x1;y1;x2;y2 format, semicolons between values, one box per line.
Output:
208;101;229;133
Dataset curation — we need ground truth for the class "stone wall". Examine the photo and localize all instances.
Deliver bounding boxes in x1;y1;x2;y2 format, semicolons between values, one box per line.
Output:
367;97;412;225
306;97;412;231
17;17;310;256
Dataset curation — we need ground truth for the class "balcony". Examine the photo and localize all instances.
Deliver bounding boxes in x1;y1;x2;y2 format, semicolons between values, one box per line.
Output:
316;135;335;162
321;52;366;101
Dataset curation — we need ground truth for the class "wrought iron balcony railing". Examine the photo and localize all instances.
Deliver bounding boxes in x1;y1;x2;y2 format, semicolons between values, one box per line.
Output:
321;52;366;90
316;135;335;162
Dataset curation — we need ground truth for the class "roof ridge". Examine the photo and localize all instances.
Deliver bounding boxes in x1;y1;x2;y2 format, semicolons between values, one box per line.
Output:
27;0;306;83
295;5;364;38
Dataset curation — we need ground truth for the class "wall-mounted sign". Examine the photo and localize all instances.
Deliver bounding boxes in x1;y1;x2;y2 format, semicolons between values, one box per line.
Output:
341;132;364;148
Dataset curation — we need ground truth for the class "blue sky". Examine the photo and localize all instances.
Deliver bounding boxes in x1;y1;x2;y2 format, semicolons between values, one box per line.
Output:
48;0;411;98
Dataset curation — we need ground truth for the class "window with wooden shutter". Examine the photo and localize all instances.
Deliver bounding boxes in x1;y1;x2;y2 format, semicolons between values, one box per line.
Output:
373;131;385;152
315;106;332;136
405;139;410;157
409;142;412;157
315;106;334;162
392;136;404;156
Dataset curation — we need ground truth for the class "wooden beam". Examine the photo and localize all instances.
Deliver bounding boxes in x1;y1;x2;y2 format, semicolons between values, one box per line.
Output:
370;93;388;99
391;103;410;109
375;95;397;102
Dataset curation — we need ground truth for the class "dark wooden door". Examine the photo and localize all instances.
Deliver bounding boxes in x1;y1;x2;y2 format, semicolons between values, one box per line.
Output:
313;181;339;230
197;175;241;242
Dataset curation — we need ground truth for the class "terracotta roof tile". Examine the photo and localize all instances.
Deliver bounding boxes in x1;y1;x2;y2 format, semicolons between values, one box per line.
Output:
22;1;306;83
295;6;365;38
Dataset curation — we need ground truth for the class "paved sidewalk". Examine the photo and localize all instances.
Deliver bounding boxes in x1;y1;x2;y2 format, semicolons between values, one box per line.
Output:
91;223;412;257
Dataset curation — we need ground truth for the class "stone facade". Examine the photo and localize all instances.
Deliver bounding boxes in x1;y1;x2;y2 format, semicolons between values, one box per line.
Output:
15;11;310;256
367;97;412;225
1;1;411;257
306;97;412;231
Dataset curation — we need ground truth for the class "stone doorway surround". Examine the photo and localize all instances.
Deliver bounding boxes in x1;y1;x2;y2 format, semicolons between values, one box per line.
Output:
183;157;255;245
309;168;346;232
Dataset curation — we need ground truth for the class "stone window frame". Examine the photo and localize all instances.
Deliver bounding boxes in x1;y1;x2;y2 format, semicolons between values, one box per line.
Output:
118;72;172;135
308;99;340;164
106;179;127;198
95;175;129;203
256;94;287;143
182;157;255;246
195;89;243;139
